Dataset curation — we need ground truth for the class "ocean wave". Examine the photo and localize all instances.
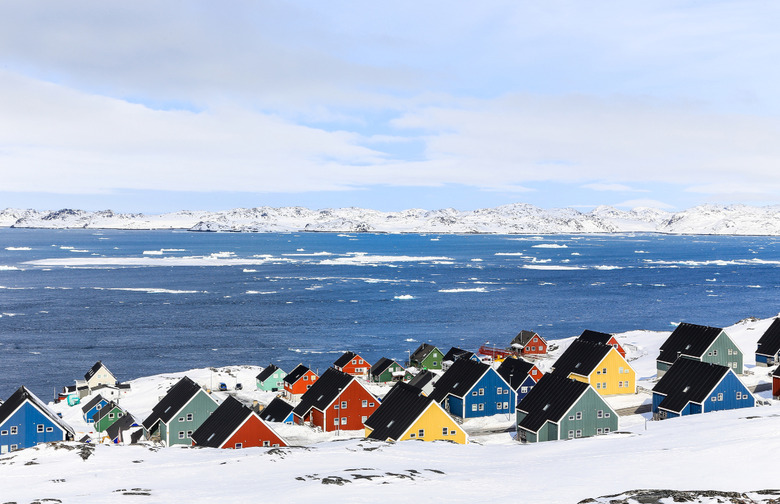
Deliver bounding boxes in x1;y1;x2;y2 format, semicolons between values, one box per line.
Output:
522;265;584;270
531;244;568;248
394;294;415;300
438;287;488;293
92;287;207;294
495;252;524;256
318;253;454;266
5;247;31;251
592;265;623;270
246;290;277;295
0;265;20;271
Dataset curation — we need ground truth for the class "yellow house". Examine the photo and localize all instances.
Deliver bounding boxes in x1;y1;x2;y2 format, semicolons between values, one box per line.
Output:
364;382;468;444
551;339;635;395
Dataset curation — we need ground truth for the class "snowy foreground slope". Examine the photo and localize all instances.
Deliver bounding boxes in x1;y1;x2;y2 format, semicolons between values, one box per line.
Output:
3;203;780;235
1;315;780;503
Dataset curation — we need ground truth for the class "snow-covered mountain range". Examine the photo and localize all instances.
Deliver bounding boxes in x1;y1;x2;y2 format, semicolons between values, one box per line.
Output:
2;203;780;235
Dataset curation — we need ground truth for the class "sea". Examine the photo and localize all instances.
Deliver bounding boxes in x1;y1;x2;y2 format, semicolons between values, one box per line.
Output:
0;228;778;399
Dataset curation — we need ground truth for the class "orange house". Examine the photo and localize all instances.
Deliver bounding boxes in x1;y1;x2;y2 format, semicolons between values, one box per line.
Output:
283;364;319;397
333;351;370;378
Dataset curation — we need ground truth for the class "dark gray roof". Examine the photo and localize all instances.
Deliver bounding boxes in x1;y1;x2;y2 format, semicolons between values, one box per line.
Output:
497;358;535;390
653;358;730;413
551;339;612;377
410;343;438;363
292;368;354;417
513;330;541;346
516;374;590;433
408;370;436;390
657;322;723;364
191;396;254;448
370;357;398;377
105;413;138;441
577;330;613;345
756;319;780;358
256;364;281;383
0;386;74;437
774;366;780;378
81;394;106;414
283;364;311;385
428;358;491;403
334;351;360;368
92;401;122;423
442;347;475;363
365;382;434;441
259;397;294;423
142;376;204;431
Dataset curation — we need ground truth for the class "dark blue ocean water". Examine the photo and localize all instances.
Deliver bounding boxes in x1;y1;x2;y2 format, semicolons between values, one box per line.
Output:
0;229;778;399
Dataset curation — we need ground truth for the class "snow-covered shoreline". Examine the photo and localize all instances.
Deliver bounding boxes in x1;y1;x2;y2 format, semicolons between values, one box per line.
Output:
3;203;780;235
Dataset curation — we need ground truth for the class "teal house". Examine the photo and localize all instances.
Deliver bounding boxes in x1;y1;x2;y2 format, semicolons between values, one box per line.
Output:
256;364;287;392
141;377;219;446
657;323;744;378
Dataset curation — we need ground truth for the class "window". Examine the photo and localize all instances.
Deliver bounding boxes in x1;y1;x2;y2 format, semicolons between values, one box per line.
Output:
575;430;582;438
531;346;536;351
187;430;193;438
351;359;356;365
471;404;478;412
602;382;607;389
618;367;623;374
97;404;102;410
186;413;193;421
618;381;623;388
521;386;528;394
369;402;375;407
596;370;601;375
263;441;270;447
478;388;484;396
450;429;456;435
596;383;601;389
718;393;723;401
10;427;17;435
10;444;17;451
272;444;279;447
604;427;610;433
478;404;484;411
341;418;347;425
358;359;363;364
178;431;185;439
334;418;340;425
418;429;424;438
472;391;477;396
303;375;308;381
597;410;603;418
178;417;185;423
442;427;448;436
713;349;718;356
36;424;44;433
1;430;7;436
497;402;503;410
109;413;114;419
531;369;538;376
361;416;367;422
410;433;416;438
597;428;603;434
711;396;717;402
732;362;738;369
362;400;367;407
533;337;538;342
235;443;243;449
568;415;575;421
602;368;607;374
341;401;347;409
307;385;311;389
497;387;503;395
575;411;582;420
503;402;509;409
728;348;733;355
568;430;574;439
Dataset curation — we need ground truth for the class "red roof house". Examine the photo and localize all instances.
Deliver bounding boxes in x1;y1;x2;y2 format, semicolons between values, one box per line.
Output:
292;368;379;432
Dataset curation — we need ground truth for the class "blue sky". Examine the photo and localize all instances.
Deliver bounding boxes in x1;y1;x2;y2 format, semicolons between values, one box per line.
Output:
2;1;780;213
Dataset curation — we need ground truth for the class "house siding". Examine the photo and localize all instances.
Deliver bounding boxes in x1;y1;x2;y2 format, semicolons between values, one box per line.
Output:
558;388;618;439
702;332;743;374
94;406;123;432
0;403;68;451
165;390;218;446
322;381;378;432
400;403;467;444
83;399;108;423
701;371;754;413
223;416;287;448
773;376;780;398
457;370;515;419
421;351;443;370
579;348;636;396
257;370;286;392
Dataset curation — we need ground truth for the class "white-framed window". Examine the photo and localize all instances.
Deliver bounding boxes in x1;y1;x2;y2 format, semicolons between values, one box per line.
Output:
0;430;7;435
362;400;367;407
361;416;367;422
618;381;623;388
575;430;582;438
497;387;503;395
568;415;575;421
618;367;623;374
96;404;102;410
471;404;478;412
478;388;484;396
531;346;536;351
307;385;311;389
303;375;308;381
187;430;193;438
532;369;537;375
597;428;603;434
442;427;448;435
711;396;717;402
567;430;574;439
186;413;193;421
718;393;723;401
737;391;743;400
334;418;340;425
604;427;610;433
503;402;509;409
272;443;279;447
497;402;503;410
597;410;603;418
178;431;185;439
575;411;582;420
602;368;607;374
263;441;270;447
341;401;347;409
596;383;601;389
732;362;738;369
433;362;438;367
472;391;477;396
369;402;375;407
533;337;538;342
341;417;347;425
449;429;456;435
10;444;18;451
521;386;528;394
109;413;114;419
602;382;607;389
596;370;601;375
351;359;356;365
478;404;484;411
334;403;340;410
418;429;424;438
410;432;416;438
178;417;184;422
235;443;242;449
10;427;17;435
713;349;718;356
605;412;610;418
37;424;44;433
728;348;733;355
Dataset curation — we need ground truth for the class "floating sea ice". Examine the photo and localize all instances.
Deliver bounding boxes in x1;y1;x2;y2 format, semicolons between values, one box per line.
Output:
243;269;257;273
747;285;762;288
4;247;31;251
438;287;487;293
531;243;568;248
404;338;416;342
143;250;164;255
470;258;483;262
0;266;20;271
394;294;415;300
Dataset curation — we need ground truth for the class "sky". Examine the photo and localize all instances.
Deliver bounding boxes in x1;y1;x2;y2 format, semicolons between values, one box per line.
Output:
2;1;780;213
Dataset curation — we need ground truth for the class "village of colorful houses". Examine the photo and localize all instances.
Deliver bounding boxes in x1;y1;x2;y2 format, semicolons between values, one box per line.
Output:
2;317;780;453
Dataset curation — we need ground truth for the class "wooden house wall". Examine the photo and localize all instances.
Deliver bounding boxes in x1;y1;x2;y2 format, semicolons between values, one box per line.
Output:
773;376;780;398
701;372;754;413
460;370;514;419
400;403;467;444
257;370;286;392
581;348;635;396
83;399;108;423
702;332;743;374
322;381;378;432
0;403;68;451
558;388;618;439
421;350;443;370
95;406;123;432
166;390;218;446
223;415;287;448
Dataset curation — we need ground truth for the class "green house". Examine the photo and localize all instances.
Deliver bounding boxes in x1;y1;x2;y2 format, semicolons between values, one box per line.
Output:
370;358;412;383
516;374;618;443
409;344;443;370
256;364;287;392
657;323;744;378
141;377;219;446
92;401;124;433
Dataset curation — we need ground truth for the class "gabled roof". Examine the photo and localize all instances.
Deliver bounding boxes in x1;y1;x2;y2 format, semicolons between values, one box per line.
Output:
442;347;475;363
408;370;436;390
653;359;731;413
577;330;614;345
497;358;535;390
365;382;434;441
142;376;205;431
105;413;138;441
259;397;295;423
756;319;780;358
92;401;122;423
81;394;107;414
370;357;399;377
334;351;361;368
84;361;113;381
516;374;590;433
191;396;253;448
0;386;74;436
551;340;613;378
428;358;491;403
410;343;439;363
513;330;541;346
774;366;780;378
256;364;281;383
657;322;724;364
283;364;311;385
292;368;355;417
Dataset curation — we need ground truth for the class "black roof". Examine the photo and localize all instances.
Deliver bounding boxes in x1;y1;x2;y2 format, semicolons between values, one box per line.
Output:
577;330;614;345
334;351;360;368
105;413;138;441
365;382;435;441
513;330;540;346
756;319;780;358
259;397;295;423
283;364;311;385
84;361;111;381
92;401;122;423
429;358;492;403
0;386;74;436
292;368;355;417
256;364;281;383
442;347;475;363
81;394;107;414
657;322;724;364
551;339;613;378
410;343;438;363
408;370;436;390
370;357;399;377
191;396;255;448
516;374;590;433
653;358;731;413
142;376;205;430
497;358;535;390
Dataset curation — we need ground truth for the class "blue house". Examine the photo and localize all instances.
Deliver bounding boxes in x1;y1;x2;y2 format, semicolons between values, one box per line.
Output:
0;386;74;453
755;318;780;366
258;397;295;425
428;358;515;418
496;357;543;405
652;358;755;420
81;394;109;423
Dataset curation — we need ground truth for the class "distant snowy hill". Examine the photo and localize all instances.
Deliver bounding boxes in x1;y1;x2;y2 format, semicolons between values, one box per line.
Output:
3;203;780;235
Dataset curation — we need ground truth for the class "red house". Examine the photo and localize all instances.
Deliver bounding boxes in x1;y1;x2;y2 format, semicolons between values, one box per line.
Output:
773;366;780;399
283;364;319;398
333;351;370;378
191;396;287;449
511;330;548;356
292;368;379;432
577;329;626;358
